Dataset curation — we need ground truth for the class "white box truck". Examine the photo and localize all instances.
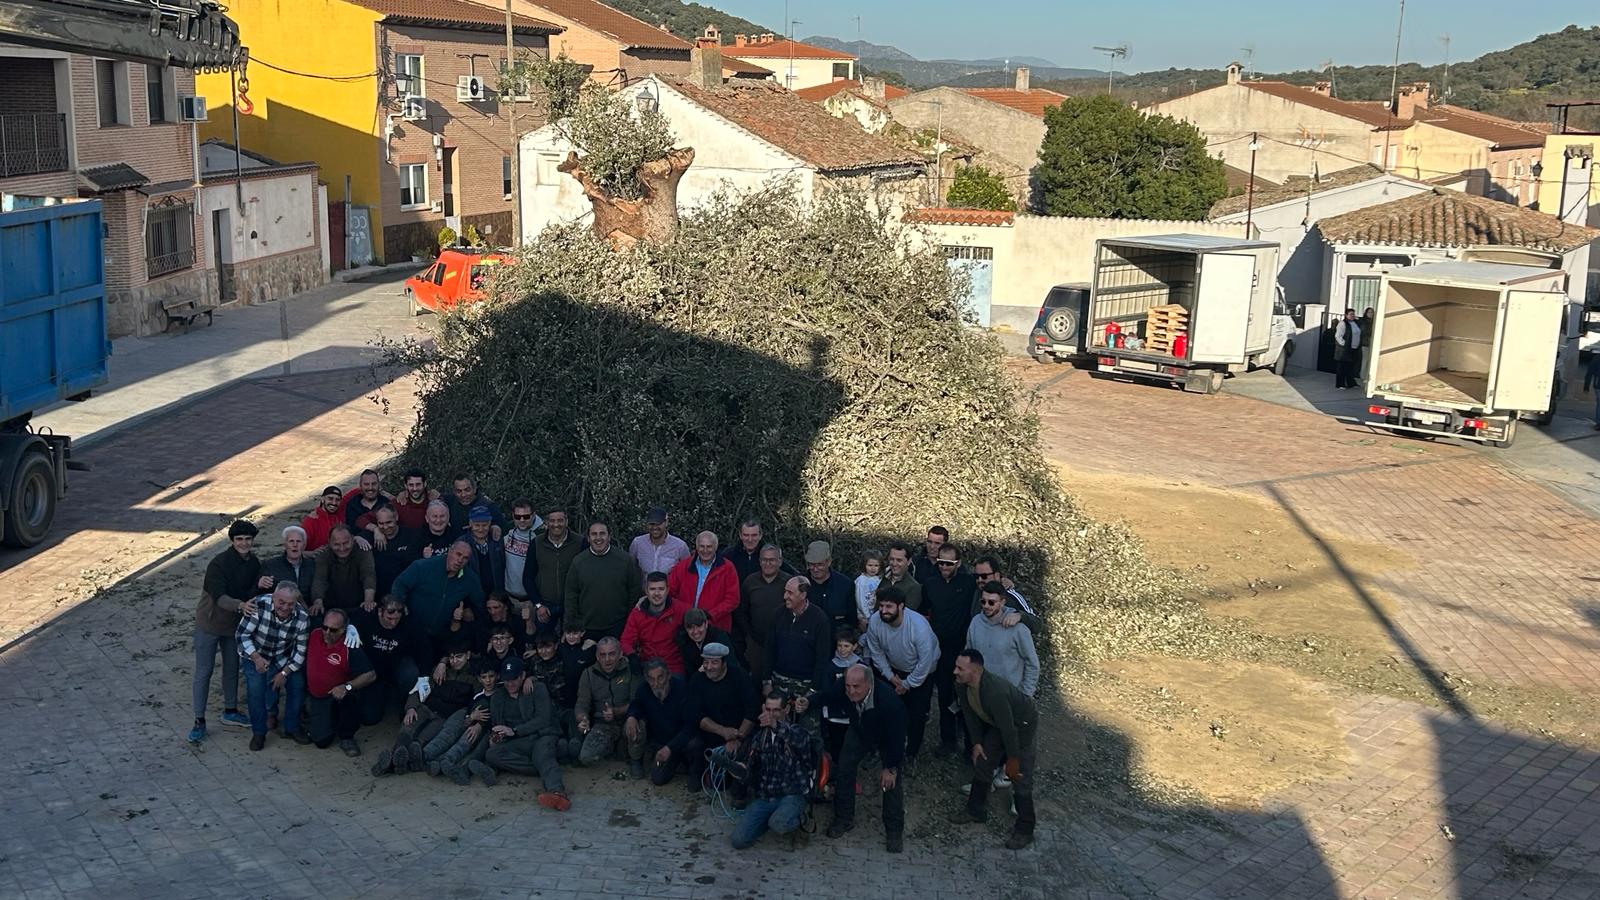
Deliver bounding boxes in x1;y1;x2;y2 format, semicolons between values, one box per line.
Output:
1089;235;1296;394
1364;261;1566;448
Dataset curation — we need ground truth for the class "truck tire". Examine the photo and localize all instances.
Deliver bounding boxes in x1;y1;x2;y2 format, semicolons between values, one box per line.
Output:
2;450;56;548
1207;370;1225;394
1272;341;1294;376
1490;420;1518;450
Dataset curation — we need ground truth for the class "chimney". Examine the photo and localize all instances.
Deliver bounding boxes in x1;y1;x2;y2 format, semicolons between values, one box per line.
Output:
1311;81;1331;96
863;77;886;101
734;33;748;47
702;24;721;45
1014;66;1030;92
1226;61;1242;85
689;46;722;89
1395;81;1430;119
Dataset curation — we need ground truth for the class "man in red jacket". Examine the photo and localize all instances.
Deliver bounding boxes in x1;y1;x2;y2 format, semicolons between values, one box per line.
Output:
667;531;739;633
302;486;346;552
621;573;689;674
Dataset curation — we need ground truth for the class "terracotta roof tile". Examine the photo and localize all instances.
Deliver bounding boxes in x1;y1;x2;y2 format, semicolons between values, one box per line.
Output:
348;0;560;32
794;79;909;102
1210;163;1389;217
722;37;854;60
959;88;1068;118
514;0;686;49
903;208;1014;226
1318;189;1600;253
1413;105;1545;149
663;78;923;172
722;56;771;76
1242;81;1407;130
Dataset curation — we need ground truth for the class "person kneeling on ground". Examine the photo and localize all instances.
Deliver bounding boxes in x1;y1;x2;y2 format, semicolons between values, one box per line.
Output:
484;655;570;811
624;658;693;784
373;638;476;777
427;658;502;783
730;690;821;850
574;637;644;770
305;608;378;756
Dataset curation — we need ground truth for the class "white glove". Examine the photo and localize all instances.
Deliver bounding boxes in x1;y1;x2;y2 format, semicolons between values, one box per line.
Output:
344;624;362;649
411;676;432;703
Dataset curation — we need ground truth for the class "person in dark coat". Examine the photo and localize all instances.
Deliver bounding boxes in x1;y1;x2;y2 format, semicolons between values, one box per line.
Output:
821;664;907;853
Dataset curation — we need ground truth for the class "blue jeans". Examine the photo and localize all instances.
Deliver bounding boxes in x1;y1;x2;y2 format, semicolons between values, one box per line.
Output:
731;794;806;849
244;662;306;737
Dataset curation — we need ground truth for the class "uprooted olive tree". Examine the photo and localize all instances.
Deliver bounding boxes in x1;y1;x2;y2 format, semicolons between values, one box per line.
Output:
378;187;1207;679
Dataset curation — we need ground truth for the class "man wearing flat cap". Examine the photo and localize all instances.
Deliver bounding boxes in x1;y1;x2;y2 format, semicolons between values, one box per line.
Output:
683;640;759;784
189;519;272;744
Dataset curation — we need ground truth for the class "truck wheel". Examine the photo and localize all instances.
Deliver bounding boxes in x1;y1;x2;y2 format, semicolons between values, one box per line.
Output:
1490;420;1518;450
1207;370;1225;394
2;450;56;548
1273;341;1294;376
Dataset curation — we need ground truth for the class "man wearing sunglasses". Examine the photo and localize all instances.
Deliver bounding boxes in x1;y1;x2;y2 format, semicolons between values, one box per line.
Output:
924;544;975;757
502;498;543;610
306;608;378;757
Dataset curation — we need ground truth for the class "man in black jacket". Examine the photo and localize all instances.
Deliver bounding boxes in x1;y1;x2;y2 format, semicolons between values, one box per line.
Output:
923;544;976;755
821;664;907;853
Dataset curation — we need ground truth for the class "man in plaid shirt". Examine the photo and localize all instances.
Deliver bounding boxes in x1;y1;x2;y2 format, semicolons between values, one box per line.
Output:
237;582;311;751
730;691;820;849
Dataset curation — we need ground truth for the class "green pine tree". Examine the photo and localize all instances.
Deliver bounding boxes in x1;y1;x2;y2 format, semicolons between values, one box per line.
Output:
946;165;1016;211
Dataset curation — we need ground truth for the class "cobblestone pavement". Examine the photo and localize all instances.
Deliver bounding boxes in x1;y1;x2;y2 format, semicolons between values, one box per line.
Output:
5;361;1600;898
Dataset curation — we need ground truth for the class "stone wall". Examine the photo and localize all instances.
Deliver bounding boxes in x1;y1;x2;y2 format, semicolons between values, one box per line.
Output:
107;267;217;337
385;209;514;262
223;248;327;306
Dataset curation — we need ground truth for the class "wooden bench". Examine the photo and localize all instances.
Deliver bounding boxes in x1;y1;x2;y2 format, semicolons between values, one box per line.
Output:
162;296;217;333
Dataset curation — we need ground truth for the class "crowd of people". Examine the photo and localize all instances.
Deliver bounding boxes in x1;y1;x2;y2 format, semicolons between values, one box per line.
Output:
189;470;1045;850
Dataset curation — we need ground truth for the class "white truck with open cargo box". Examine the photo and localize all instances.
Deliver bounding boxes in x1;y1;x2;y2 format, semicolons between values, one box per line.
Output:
1364;261;1565;448
1088;235;1297;394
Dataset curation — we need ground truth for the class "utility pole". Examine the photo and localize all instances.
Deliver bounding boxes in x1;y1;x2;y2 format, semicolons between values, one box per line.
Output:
1440;33;1452;101
1381;0;1406;173
504;0;519;248
1245;132;1260;237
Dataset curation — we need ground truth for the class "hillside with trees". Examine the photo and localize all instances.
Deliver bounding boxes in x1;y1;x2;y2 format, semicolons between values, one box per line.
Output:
606;0;768;41
1040;25;1600;125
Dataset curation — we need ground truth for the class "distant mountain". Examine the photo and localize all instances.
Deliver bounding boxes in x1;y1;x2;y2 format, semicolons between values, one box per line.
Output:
803;36;917;62
954;55;1063;69
801;35;1101;87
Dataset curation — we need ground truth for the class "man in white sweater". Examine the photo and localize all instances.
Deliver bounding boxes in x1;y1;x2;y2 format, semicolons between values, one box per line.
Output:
861;585;941;765
965;582;1039;698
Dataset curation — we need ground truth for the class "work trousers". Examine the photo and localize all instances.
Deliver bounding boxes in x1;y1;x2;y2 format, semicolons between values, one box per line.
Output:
895;674;934;759
308;692;364;747
192;629;240;718
832;728;904;837
965;727;1038;836
361;659;420;727
485;733;565;792
579;721;646;765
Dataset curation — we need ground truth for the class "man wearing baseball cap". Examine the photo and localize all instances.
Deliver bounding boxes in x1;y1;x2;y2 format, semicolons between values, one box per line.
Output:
463;505;505;598
629;506;690;582
301;486;347;553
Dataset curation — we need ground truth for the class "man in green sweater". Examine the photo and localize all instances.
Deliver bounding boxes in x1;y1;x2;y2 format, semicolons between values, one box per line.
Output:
564;522;640;641
485;658;570;811
949;648;1038;849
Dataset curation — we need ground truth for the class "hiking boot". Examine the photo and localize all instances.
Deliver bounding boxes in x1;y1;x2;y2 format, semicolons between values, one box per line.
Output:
289;729;312;746
339;738;361;758
187;721;207;744
407;742;425;772
825;819;855;839
371;751;394;777
249;734;265;752
537;791;571;811
466;760;497;786
886;833;904;854
220;710;249;728
390;745;409;772
628;760;645;780
1005;830;1034;850
427;760;444;777
949;807;987;825
444;764;471;786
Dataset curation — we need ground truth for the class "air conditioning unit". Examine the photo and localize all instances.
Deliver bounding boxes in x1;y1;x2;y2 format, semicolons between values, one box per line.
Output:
401;97;427;121
456;75;486;102
179;96;207;122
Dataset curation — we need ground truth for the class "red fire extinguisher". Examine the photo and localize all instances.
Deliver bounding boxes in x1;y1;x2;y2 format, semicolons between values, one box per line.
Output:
1172;334;1188;358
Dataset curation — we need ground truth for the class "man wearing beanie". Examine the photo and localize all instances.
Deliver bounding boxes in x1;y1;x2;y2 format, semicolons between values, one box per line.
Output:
190;519;271;743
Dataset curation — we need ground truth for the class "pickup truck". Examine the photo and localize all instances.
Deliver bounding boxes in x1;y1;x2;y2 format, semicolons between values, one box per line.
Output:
0;200;108;546
1088;235;1296;394
1364;260;1565;448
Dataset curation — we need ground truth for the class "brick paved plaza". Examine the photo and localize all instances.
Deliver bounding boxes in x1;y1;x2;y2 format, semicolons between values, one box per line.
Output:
3;358;1600;898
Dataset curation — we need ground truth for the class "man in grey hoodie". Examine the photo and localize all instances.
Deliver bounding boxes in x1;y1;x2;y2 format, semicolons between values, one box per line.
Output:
964;582;1039;698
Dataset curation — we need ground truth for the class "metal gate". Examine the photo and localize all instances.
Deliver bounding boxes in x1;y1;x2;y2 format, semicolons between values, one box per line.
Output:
945;245;994;327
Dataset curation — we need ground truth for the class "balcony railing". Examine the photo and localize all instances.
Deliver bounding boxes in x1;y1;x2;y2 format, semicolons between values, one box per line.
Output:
147;247;195;279
0;114;68;178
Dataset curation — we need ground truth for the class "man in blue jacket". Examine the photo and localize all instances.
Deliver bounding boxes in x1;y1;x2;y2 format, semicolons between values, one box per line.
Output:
391;541;486;660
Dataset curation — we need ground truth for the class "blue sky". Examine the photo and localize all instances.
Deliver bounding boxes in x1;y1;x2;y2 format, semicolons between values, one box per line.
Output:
712;0;1595;72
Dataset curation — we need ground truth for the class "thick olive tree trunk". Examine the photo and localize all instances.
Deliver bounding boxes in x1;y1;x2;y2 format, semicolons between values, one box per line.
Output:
558;147;696;249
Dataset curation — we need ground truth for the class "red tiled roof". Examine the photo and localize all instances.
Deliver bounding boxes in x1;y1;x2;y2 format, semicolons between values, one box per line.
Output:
903;208;1015;226
664;77;923;172
793;79;910;103
1242;81;1408;130
1413;105;1545;149
1318;189;1600;253
516;0;686;49
722;37;854;60
959;88;1069;118
1210;163;1387;217
721;56;771;76
349;0;561;33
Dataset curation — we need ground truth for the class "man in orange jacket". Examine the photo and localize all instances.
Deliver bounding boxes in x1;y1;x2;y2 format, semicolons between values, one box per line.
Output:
666;531;740;633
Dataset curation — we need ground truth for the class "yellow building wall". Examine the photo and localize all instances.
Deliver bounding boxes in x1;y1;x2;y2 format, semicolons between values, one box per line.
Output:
199;0;386;256
1539;134;1600;216
1395;121;1489;191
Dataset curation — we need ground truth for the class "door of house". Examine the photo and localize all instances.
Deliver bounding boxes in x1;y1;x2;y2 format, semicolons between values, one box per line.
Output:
442;148;456;218
944;245;995;327
329;201;347;271
211;208;233;301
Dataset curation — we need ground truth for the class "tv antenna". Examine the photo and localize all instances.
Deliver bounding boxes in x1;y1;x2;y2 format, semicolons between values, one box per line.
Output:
1440;33;1452;100
1320;58;1336;97
1240;44;1256;80
1093;43;1129;94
